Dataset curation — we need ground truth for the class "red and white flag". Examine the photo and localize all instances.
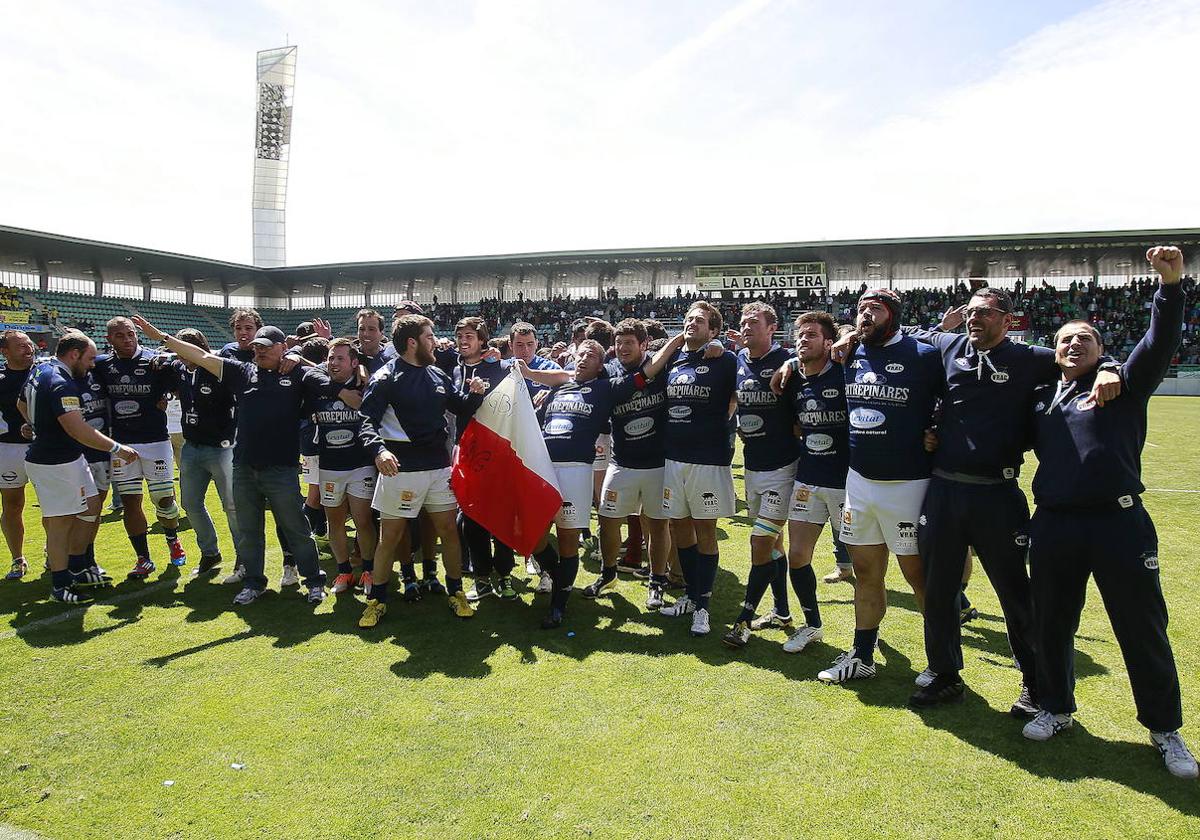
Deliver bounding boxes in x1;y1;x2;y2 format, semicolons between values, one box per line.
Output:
451;367;562;556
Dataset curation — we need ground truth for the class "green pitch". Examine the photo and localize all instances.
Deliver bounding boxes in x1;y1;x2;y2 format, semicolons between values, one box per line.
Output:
0;397;1197;838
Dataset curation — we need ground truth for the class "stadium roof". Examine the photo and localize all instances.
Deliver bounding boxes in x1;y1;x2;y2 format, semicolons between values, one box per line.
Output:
2;223;1198;296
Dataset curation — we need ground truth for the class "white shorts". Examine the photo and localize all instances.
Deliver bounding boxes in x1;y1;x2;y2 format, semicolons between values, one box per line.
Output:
87;460;112;494
301;453;320;486
319;465;377;507
599;463;667;520
27;455;95;517
592;434;611;472
789;482;846;530
554;462;593;529
839;468;929;556
745;461;797;521
662;459;736;520
0;442;29;489
111;440;174;488
372;467;456;520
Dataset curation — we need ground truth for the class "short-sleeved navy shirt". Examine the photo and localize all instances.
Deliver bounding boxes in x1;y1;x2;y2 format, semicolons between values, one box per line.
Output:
605;356;667;470
786;361;850;490
0;365;33;444
308;374;372;471
541;378;615;464
736;345;800;472
92;348;180;444
663;347;737;467
219;359;341;468
24;359;86;465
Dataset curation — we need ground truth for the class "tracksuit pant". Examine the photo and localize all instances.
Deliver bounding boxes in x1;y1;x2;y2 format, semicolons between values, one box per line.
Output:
1029;501;1182;732
919;475;1037;687
458;512;515;578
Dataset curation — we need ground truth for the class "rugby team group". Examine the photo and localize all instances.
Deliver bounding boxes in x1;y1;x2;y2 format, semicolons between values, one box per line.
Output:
3;245;1195;778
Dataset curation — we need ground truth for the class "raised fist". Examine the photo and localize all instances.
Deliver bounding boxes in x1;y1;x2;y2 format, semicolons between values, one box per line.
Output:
1146;246;1184;285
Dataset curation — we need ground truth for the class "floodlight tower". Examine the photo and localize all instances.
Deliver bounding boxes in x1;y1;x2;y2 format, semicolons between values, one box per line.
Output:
252;46;297;268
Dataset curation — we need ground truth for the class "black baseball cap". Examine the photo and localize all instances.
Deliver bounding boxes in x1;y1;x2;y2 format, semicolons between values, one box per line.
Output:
294;321;316;338
396;300;424;315
250;326;287;347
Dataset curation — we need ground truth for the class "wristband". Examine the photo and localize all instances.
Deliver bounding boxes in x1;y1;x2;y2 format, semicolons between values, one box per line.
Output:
109;441;121;455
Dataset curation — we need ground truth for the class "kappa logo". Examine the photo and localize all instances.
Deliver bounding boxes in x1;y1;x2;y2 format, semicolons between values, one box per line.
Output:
1003;468;1016;479
1035;402;1046;412
918;514;927;526
1143;554;1159;570
885;363;904;374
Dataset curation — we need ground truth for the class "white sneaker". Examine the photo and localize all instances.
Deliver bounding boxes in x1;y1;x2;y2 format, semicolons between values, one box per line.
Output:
645;582;666;611
280;565;300;587
817;649;876;683
690;608;710;636
915;667;937;688
749;610;794;631
782;625;824;654
537;571;553;593
1022;710;1073;741
222;565;246;585
1151;731;1200;779
659;595;695;617
525;556;539;576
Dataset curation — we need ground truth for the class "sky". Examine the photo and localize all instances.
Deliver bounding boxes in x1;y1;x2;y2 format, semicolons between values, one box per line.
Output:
0;0;1196;266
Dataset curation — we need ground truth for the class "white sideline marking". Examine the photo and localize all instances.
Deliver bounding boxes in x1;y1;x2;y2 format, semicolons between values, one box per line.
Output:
0;578;178;642
0;824;44;839
1145;487;1200;494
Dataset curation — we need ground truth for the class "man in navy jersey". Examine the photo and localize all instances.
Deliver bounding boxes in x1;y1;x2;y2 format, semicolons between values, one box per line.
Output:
93;317;184;579
767;311;851;655
451;316;518;601
73;358;115;581
581;319;672;609
311;337;378;596
644;301;738;638
0;331;35;580
722;303;801;649
357;314;488;626
19;331;137;603
1020;246;1197;779
816;289;943;684
356;307;395;375
892;287;1122;710
131;316;359;607
525;341;609;628
169;329;241;577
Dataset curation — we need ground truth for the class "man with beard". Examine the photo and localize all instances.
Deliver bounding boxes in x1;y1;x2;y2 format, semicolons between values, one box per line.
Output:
722;303;801;649
19;331;137;603
0;331;35;580
581;319;672;609
643;301;738;638
93;317;184;579
131;316;360;606
1021;246;1196;780
815;289;943;684
357;314;488;627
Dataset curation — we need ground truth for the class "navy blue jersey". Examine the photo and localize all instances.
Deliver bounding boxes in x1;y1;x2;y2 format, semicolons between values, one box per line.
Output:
605;356;667;469
843;334;943;480
308;375;372;471
219;359;342;468
359;357;480;472
736;345;800;472
1030;284;1183;509
664;348;738;466
172;361;235;448
23;359;86;465
786;361;850;489
77;371;112;465
361;343;396;376
92;348;180;444
451;357;508;443
0;365;33;444
541;378;615;464
218;342;252;363
503;354;563;404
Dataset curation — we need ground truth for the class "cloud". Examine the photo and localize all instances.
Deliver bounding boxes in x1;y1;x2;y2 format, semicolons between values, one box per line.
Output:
0;0;1194;267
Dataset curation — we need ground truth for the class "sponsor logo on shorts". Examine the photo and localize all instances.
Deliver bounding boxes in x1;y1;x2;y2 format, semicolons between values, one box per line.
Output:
604;489;618;503
400;490;414;502
324;482;335;492
896;521;917;542
1143;553;1159;570
701;491;718;511
0;471;17;483
1003;468;1015;479
843;509;852;524
794;487;810;504
885;363;904;374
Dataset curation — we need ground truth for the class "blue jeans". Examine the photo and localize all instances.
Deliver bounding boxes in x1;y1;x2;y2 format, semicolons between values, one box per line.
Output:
231;463;324;591
179;442;242;560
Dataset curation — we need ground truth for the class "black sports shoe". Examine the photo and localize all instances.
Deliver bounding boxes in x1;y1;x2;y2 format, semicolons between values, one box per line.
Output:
71;566;113;588
420;576;446;596
403;580;423;602
908;674;965;708
196;553;223;576
581;574;617;599
959;606;979;625
1009;683;1039;719
540;609;564;630
51;586;94;605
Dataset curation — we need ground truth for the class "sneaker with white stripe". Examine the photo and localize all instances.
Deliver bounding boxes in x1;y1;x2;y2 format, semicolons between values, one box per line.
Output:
1022;710;1073;741
782;625;824;653
817;649;876;683
915;667;936;688
1151;731;1199;779
659;595;695;618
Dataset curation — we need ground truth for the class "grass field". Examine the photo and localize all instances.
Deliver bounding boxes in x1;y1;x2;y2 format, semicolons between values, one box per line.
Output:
0;397;1197;839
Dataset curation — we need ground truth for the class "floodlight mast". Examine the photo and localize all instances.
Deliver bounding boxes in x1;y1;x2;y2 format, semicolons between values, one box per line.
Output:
252;46;297;268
